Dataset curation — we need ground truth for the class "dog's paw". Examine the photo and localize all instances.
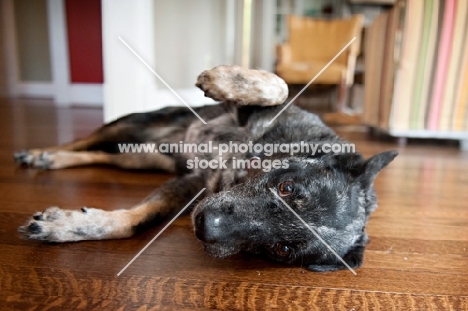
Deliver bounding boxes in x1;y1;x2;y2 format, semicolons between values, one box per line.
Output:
14;150;33;165
33;152;56;169
19;206;113;242
196;65;288;106
19;207;86;242
14;150;42;167
19;206;133;242
14;150;56;169
14;151;75;169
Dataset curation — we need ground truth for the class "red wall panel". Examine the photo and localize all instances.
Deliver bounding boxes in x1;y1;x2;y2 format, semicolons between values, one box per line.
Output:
65;0;103;83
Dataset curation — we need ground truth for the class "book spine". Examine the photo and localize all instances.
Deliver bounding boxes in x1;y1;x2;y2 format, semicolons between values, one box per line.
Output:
427;0;456;130
439;0;468;130
390;0;424;131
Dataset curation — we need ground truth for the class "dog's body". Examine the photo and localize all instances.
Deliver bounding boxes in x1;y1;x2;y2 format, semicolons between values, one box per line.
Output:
16;66;396;272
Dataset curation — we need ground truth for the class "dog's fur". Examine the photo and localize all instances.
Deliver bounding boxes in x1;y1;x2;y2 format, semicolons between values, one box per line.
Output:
15;66;397;272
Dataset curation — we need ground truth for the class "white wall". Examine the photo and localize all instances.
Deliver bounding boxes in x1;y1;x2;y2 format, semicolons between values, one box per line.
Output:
251;0;276;72
153;0;224;89
102;0;158;122
102;0;243;122
151;0;276;88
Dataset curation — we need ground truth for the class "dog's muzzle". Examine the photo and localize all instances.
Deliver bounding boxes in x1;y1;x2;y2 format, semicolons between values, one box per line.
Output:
193;202;244;258
194;209;227;243
192;192;259;258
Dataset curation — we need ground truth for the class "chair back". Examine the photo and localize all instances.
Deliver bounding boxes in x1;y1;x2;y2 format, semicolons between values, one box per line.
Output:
287;15;364;66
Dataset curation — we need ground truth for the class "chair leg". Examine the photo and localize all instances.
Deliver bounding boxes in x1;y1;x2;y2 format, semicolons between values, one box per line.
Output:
321;80;361;126
336;78;349;112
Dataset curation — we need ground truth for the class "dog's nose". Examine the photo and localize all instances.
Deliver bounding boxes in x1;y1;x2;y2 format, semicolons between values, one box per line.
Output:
194;210;225;243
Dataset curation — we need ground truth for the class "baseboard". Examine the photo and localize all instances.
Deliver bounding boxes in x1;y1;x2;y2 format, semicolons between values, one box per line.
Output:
12;83;103;106
15;83;55;98
70;83;103;107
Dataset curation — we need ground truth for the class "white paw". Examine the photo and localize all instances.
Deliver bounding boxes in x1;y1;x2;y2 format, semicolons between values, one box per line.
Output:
14;150;64;169
18;206;130;242
196;65;288;106
14;150;49;168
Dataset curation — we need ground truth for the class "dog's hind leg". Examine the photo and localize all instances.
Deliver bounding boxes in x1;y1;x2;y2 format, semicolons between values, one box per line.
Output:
13;115;138;163
26;151;176;171
14;106;193;168
18;173;205;242
14;133;105;166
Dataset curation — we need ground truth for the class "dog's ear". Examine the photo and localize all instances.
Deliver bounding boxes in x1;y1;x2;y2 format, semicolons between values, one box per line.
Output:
360;150;398;183
326;150;398;183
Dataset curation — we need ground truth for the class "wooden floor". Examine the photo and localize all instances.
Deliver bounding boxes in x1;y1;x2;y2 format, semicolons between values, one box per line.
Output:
0;98;467;310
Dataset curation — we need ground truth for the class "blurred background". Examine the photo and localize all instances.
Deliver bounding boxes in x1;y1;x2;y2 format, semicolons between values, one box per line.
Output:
0;0;392;121
0;0;467;148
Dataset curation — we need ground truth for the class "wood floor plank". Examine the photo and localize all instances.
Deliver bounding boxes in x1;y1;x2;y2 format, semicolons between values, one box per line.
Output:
1;267;468;310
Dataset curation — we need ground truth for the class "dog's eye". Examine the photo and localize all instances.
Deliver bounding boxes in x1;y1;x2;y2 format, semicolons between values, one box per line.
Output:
276;243;292;257
278;180;294;197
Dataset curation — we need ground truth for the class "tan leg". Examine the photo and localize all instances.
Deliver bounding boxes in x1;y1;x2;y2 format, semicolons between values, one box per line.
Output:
14;127;117;166
19;174;205;242
13;110;176;167
16;128;112;159
27;150;176;171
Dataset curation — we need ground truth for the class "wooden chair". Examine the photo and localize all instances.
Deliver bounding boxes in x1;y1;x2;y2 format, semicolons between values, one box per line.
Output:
276;14;364;114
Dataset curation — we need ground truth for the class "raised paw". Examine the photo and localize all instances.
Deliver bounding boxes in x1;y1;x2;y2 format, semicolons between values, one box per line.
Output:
18;206;130;242
196;65;288;106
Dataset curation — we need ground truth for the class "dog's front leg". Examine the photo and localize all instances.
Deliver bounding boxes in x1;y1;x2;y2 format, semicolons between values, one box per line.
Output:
18;174;205;242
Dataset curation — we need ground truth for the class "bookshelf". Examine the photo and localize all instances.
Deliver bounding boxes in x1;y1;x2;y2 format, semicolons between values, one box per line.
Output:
363;0;468;149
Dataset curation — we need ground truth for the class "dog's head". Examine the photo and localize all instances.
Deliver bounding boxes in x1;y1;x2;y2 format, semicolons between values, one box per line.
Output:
192;150;397;271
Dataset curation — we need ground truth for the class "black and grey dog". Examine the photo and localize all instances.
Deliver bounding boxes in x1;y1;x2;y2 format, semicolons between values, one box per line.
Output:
16;66;397;272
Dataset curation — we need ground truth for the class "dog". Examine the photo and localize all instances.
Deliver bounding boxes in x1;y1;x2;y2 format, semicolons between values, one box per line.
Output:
15;65;397;272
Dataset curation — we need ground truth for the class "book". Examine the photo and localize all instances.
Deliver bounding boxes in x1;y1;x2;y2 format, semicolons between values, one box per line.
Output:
451;37;468;131
410;0;439;130
438;0;468;130
363;0;468;140
363;12;388;127
427;0;456;130
390;0;424;130
378;5;398;129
